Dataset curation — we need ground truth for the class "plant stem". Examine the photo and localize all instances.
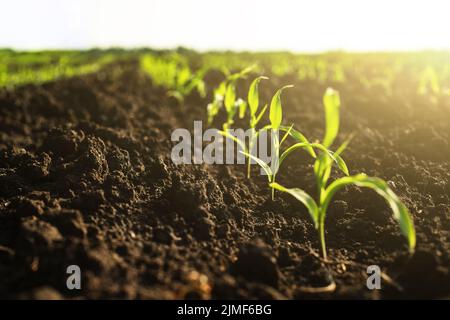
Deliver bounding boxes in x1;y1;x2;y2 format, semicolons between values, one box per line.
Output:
271;132;279;201
318;217;327;261
316;179;327;260
247;132;253;179
271;174;276;200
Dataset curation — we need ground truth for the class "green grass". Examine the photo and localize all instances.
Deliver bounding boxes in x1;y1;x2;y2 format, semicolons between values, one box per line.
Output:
0;50;123;88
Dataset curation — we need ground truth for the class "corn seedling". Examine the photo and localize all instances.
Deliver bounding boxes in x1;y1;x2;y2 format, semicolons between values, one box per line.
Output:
206;66;253;128
241;84;318;198
268;88;416;260
207;81;227;125
217;78;287;181
216;75;267;178
167;66;207;103
265;84;294;199
140;54;206;104
217;75;269;167
246;76;269;178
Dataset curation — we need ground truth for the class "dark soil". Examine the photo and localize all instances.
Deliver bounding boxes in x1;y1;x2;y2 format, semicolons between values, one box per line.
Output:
0;59;449;299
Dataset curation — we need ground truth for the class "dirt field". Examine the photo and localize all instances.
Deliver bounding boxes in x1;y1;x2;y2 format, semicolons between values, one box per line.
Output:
0;56;449;299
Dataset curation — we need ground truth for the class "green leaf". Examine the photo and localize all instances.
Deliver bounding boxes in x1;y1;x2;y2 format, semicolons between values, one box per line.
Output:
253;104;268;126
280;142;314;167
218;130;247;154
167;90;184;104
186;70;206;97
240;151;273;181
322;88;341;148
280;142;348;176
334;153;349;176
280;124;294;145
207;100;221;125
237;99;247;119
322;174;416;253
228;65;255;81
248;76;268;116
269;85;293;130
270;183;319;228
196;80;206;97
279;125;316;158
221;66;230;77
176;67;191;88
313;150;349;201
215;81;227;99
314;154;332;198
224;83;236;113
334;132;355;156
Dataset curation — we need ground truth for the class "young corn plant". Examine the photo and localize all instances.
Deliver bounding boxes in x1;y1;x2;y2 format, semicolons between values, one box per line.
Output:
265;84;295;199
268;88;416;260
241;84;318;198
218;80;294;183
245;76;269;178
206;66;253;128
167;66;207;103
140;54;206;104
207;80;227;125
218;75;271;178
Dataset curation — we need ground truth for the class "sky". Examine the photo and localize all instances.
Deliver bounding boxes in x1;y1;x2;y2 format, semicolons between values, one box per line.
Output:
1;0;449;52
